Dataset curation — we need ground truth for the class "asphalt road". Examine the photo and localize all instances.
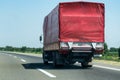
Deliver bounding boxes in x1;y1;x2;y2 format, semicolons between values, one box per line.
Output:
0;52;120;80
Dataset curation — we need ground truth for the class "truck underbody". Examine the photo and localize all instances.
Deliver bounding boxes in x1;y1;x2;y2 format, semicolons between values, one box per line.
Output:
43;50;93;67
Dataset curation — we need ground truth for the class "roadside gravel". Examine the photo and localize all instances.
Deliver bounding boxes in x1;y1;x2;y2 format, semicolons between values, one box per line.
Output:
93;59;120;67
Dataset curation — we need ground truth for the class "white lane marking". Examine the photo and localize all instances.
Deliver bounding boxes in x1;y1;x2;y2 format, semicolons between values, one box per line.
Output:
0;53;2;54
14;56;17;58
21;59;26;62
94;65;120;71
9;54;12;56
37;69;56;78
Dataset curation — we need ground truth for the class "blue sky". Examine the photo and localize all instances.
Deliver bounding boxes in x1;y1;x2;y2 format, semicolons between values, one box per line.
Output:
0;0;120;48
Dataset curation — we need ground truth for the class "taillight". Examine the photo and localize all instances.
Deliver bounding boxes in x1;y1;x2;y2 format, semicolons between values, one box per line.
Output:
60;42;69;49
60;42;69;54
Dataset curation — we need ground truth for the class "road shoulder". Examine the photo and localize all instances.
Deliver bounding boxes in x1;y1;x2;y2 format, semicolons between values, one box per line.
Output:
1;51;42;57
93;59;120;69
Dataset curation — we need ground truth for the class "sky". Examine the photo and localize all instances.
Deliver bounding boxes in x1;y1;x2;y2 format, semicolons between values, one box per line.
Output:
0;0;120;48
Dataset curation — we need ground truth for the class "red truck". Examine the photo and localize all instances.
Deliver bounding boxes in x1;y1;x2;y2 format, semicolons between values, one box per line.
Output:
41;1;105;67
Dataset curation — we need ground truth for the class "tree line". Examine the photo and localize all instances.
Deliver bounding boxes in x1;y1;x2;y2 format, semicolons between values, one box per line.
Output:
0;46;42;54
102;43;120;61
104;43;120;53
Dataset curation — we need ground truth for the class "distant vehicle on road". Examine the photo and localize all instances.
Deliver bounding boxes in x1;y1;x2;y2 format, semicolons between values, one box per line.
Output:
40;1;105;67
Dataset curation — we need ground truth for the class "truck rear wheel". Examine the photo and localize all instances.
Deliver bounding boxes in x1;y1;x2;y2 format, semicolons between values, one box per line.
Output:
43;58;48;64
53;52;57;67
81;62;92;68
52;52;64;67
43;52;48;64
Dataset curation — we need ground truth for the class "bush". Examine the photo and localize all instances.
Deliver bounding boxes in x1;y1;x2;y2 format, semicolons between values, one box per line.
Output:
118;47;120;59
0;46;42;54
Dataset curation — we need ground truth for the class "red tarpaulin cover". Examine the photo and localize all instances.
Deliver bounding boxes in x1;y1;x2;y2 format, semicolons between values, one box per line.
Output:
59;2;104;42
43;2;105;45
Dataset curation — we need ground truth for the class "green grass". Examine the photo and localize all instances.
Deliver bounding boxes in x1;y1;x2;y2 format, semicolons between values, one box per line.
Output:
98;52;120;62
18;51;42;54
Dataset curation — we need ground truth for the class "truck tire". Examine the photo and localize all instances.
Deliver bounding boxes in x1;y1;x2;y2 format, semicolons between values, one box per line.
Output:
53;52;64;67
43;58;48;64
53;52;57;67
43;52;48;64
81;62;92;68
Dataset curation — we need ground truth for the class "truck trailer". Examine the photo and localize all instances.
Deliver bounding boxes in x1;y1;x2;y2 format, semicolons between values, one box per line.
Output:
41;1;105;67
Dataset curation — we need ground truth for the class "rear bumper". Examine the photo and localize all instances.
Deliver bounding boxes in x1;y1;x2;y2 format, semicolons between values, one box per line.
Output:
72;50;92;53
